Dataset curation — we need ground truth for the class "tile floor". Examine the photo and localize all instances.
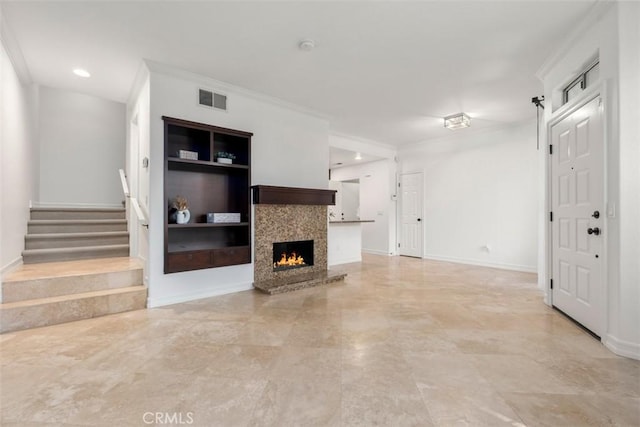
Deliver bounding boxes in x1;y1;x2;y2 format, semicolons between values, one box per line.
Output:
1;254;638;426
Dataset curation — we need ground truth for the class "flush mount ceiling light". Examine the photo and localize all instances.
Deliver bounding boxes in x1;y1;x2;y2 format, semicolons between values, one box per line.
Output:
298;39;315;51
444;113;471;130
73;68;91;78
355;152;362;160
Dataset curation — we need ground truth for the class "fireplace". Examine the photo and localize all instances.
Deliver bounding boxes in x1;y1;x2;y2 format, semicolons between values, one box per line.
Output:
252;185;346;294
273;240;314;271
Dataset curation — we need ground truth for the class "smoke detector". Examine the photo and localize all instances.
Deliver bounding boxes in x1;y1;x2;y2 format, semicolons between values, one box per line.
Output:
298;39;316;51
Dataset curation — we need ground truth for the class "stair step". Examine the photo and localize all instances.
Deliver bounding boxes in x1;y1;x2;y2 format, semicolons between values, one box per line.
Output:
30;207;126;220
22;244;130;264
25;231;129;250
28;219;127;234
2;263;143;303
0;286;147;333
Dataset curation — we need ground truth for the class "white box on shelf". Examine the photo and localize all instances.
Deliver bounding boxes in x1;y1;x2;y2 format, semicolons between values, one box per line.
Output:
208;213;241;223
178;150;198;160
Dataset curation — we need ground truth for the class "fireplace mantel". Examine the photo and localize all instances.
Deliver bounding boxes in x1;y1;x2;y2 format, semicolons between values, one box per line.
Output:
251;185;336;206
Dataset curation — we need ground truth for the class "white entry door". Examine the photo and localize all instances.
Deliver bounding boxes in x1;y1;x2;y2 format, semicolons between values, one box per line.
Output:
550;94;604;336
400;172;423;258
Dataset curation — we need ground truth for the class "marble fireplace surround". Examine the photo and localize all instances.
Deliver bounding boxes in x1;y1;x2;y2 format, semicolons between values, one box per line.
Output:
252;185;346;294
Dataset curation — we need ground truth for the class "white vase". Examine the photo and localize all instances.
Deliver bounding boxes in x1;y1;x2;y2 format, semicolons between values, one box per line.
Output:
176;209;191;224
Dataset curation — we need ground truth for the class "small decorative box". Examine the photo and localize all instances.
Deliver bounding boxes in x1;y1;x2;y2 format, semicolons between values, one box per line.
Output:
207;213;241;223
178;150;198;160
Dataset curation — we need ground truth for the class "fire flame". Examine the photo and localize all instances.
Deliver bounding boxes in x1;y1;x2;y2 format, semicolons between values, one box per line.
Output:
274;251;305;268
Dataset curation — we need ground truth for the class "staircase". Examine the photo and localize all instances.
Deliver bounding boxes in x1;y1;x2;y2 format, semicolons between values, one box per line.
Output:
22;207;129;263
0;257;147;333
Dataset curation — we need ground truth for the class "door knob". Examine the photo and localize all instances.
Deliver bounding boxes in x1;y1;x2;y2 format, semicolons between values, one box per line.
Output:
417;218;422;222
587;227;601;236
592;210;600;219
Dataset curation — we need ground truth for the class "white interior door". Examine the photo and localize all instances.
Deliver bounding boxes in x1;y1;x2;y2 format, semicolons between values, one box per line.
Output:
550;94;605;336
400;172;423;258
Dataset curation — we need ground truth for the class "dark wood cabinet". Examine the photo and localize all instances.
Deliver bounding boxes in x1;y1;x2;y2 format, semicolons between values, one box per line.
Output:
163;116;252;274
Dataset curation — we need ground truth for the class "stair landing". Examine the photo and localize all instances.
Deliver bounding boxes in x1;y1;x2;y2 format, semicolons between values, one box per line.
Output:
4;256;140;279
1;257;146;333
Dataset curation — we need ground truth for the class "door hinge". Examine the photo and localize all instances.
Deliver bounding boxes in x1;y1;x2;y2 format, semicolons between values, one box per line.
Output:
550;279;554;290
398;183;401;188
549;144;553;155
550;211;553;222
398;243;401;248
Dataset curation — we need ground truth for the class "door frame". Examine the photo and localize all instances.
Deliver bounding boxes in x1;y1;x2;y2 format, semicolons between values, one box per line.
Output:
397;170;424;258
545;82;609;337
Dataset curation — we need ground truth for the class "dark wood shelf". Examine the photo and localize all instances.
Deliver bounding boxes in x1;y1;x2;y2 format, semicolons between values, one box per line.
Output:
164;116;252;274
168;243;248;252
168;222;249;228
168;157;249;169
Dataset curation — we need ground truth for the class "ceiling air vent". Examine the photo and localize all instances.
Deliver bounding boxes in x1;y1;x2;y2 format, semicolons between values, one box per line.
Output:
198;88;227;111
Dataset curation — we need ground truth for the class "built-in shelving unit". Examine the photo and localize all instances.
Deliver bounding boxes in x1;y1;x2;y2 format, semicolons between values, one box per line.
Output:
163;116;252;273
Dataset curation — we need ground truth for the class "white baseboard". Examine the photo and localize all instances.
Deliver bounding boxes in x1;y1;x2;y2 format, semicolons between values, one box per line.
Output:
1;256;23;277
329;256;362;266
422;254;537;273
362;249;393;256
32;201;123;209
147;281;253;308
1;257;23;302
603;334;640;360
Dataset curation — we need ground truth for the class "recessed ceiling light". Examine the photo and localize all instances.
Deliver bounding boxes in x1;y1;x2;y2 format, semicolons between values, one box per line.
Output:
73;68;91;78
298;39;315;51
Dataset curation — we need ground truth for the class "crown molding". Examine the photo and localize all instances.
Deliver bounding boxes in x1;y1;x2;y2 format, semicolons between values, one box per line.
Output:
399;117;536;152
143;59;330;122
0;14;32;85
536;0;615;81
329;131;396;152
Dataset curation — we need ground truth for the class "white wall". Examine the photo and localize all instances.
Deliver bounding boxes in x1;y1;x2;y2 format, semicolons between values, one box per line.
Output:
616;0;640;359
38;86;125;207
0;32;38;275
400;121;538;272
538;1;640;359
331;159;397;256
131;62;331;307
126;65;151;284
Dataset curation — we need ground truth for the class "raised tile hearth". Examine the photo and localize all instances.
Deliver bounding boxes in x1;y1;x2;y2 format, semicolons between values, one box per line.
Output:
253;270;346;295
252;185;345;293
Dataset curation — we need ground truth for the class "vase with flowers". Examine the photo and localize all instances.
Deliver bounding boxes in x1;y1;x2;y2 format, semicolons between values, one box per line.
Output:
169;195;190;224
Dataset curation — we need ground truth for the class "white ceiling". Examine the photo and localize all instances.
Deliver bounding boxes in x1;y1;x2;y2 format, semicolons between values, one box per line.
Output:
2;1;596;146
329;146;385;169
